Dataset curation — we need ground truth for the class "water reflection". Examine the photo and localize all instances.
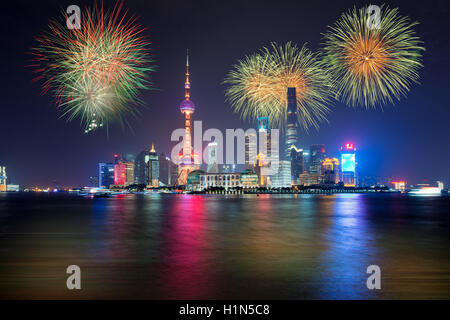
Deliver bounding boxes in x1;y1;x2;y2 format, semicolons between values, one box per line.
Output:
160;195;216;299
317;194;378;299
0;193;450;299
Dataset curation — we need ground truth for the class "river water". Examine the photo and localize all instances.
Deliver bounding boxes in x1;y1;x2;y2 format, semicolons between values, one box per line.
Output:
1;192;449;299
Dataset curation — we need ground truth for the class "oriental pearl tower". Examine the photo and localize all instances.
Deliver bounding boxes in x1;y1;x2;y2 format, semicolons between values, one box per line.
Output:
177;50;199;185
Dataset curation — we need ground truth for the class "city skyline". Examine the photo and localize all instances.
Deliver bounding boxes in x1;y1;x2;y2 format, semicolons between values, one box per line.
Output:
1;0;449;187
2;0;450;304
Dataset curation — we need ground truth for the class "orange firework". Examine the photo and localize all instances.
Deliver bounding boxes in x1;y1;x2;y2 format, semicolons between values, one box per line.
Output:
225;42;332;130
321;5;424;108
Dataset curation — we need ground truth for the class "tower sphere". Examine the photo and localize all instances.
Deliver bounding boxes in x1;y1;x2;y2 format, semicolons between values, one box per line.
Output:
179;99;195;113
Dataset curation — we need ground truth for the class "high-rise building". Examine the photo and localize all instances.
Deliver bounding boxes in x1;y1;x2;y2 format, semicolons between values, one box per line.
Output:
177;50;200;185
245;130;257;170
290;146;303;184
303;151;310;173
257;116;277;165
340;143;357;187
206;142;219;173
124;162;135;186
285;87;298;160
134;150;150;185
309;144;325;174
255;153;270;186
322;158;340;184
159;154;170;186
98;162;115;188
114;162;127;186
148;143;159;187
0;166;6;192
169;158;178;186
271;160;292;188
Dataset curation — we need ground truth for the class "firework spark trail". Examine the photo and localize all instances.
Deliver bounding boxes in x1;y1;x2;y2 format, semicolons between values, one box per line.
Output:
321;5;424;108
29;1;154;133
224;42;333;130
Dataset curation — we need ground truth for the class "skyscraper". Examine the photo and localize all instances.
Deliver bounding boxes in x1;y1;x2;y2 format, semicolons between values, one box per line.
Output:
309;144;325;174
245;131;257;170
125;162;135;186
340;143;357;187
258;116;272;161
148;143;159;187
177;50;199;185
0;166;6;192
134;150;150;185
322;157;340;184
169;158;178;186
159;154;170;186
206;142;219;173
290;146;304;184
271;160;291;188
285;87;298;160
255;153;269;186
98;162;114;188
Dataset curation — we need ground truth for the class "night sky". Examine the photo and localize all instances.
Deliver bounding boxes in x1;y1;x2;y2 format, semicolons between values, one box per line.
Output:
1;0;449;187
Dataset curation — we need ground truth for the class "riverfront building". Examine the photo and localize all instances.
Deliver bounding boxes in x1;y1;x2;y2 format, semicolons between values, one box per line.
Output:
200;172;242;190
340;143;357;187
177;50;200;185
98;162;115;188
0;166;6;192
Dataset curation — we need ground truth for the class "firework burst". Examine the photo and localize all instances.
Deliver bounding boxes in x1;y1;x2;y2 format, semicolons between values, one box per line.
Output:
29;1;154;133
224;42;333;130
321;5;424;108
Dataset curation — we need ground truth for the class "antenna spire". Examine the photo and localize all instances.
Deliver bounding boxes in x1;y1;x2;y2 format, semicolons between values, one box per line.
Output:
186;49;189;66
185;49;190;100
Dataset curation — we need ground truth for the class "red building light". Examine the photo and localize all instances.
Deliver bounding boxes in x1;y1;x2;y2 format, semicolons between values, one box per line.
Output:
114;163;127;185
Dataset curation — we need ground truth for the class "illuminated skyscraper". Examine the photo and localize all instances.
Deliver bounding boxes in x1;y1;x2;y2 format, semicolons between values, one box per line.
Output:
207;142;219;173
290;146;304;184
245;130;257;170
309;144;325;174
322;157;340;184
99;162;114;188
340;143;357;187
113;153;133;186
0;166;6;192
169;158;178;186
159;154;170;186
125;162;135;186
177;50;199;185
255;153;270;186
148;143;159;187
271;160;291;188
134;150;150;185
258;116;275;162
114;162;127;185
285;87;298;160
